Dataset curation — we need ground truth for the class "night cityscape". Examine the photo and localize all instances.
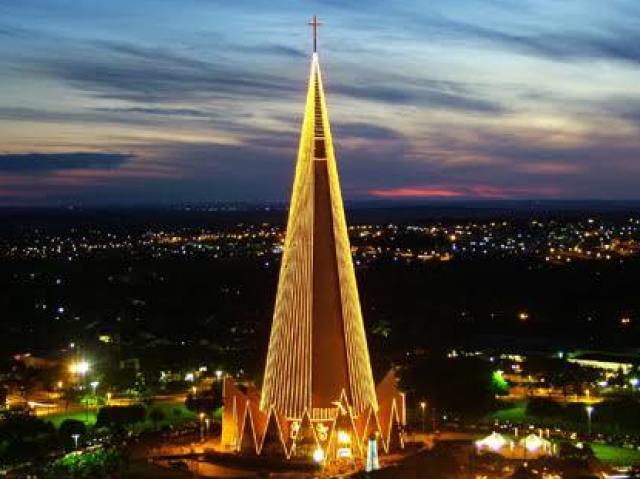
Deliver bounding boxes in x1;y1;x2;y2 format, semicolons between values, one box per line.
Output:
3;1;640;478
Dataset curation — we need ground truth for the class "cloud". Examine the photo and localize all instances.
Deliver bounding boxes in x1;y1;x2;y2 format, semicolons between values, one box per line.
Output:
333;122;404;141
515;162;582;175
439;19;640;65
369;184;561;199
333;83;505;113
93;107;211;118
0;152;132;174
233;43;306;59
32;41;296;104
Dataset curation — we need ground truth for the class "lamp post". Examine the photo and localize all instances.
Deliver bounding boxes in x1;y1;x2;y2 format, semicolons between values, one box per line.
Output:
88;380;99;423
586;405;594;439
71;433;80;450
199;412;205;442
70;360;90;423
419;401;427;433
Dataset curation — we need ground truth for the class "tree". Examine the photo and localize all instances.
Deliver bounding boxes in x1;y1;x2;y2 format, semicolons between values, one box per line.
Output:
524;357;599;401
58;419;87;449
46;448;125;478
185;390;222;414
148;408;166;430
0;415;56;464
96;405;146;432
526;397;564;418
400;356;498;419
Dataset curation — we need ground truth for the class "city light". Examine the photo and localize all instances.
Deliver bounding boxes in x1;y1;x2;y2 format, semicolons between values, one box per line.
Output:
420;401;427;432
586;404;595;437
337;430;351;445
523;434;543;452
312;447;325;463
69;360;89;375
476;432;507;451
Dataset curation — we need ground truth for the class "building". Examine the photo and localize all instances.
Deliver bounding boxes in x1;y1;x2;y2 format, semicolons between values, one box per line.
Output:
568;351;637;374
221;19;405;462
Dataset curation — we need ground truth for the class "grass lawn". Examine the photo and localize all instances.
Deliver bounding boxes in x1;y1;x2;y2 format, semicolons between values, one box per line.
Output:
490;401;528;423
45;409;98;428
592;444;640;466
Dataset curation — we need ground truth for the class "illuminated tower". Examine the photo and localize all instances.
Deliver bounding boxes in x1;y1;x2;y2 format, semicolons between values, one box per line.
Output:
221;18;405;460
259;18;377;423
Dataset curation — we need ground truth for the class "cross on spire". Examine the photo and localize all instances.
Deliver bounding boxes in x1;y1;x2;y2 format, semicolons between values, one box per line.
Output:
308;15;322;53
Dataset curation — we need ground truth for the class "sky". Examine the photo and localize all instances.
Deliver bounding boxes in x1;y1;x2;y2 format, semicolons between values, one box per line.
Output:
1;0;640;205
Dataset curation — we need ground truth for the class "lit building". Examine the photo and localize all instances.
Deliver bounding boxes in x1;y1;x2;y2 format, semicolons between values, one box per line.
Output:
221;19;405;461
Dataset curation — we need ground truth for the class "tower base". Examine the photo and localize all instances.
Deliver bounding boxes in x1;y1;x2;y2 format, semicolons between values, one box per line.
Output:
221;370;406;463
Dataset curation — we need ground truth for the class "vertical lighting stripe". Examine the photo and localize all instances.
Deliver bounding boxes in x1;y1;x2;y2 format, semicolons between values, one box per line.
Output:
261;52;377;420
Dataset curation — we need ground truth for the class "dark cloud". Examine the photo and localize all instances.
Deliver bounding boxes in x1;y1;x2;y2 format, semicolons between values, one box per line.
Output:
0;152;132;174
94;107;210;117
333;122;404;141
602;98;640;125
32;41;297;103
439;19;640;65
264;44;306;58
20;36;504;114
233;43;306;59
333;83;505;113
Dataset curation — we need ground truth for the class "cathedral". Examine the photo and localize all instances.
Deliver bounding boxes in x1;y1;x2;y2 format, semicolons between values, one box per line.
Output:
221;18;405;463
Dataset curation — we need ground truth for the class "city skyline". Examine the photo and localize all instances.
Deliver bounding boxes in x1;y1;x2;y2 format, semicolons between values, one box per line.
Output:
2;1;640;205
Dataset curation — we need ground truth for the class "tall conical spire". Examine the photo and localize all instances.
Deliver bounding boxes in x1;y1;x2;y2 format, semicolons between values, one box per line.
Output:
260;27;378;420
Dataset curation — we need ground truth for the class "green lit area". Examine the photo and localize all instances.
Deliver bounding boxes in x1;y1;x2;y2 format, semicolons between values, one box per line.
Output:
43;400;197;430
591;444;640;467
492;370;510;395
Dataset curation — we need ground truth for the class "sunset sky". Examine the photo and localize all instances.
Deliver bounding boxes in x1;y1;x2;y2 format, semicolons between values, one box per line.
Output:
1;0;640;205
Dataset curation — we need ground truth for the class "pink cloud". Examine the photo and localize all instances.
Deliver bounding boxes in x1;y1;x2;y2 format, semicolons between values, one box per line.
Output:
515;162;582;175
369;187;465;198
368;184;561;199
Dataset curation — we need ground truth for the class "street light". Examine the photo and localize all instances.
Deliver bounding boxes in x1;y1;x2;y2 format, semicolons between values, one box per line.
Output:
71;433;80;450
199;412;205;442
69;360;90;375
586;405;594;439
90;380;99;394
106;391;112;405
419;401;427;432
